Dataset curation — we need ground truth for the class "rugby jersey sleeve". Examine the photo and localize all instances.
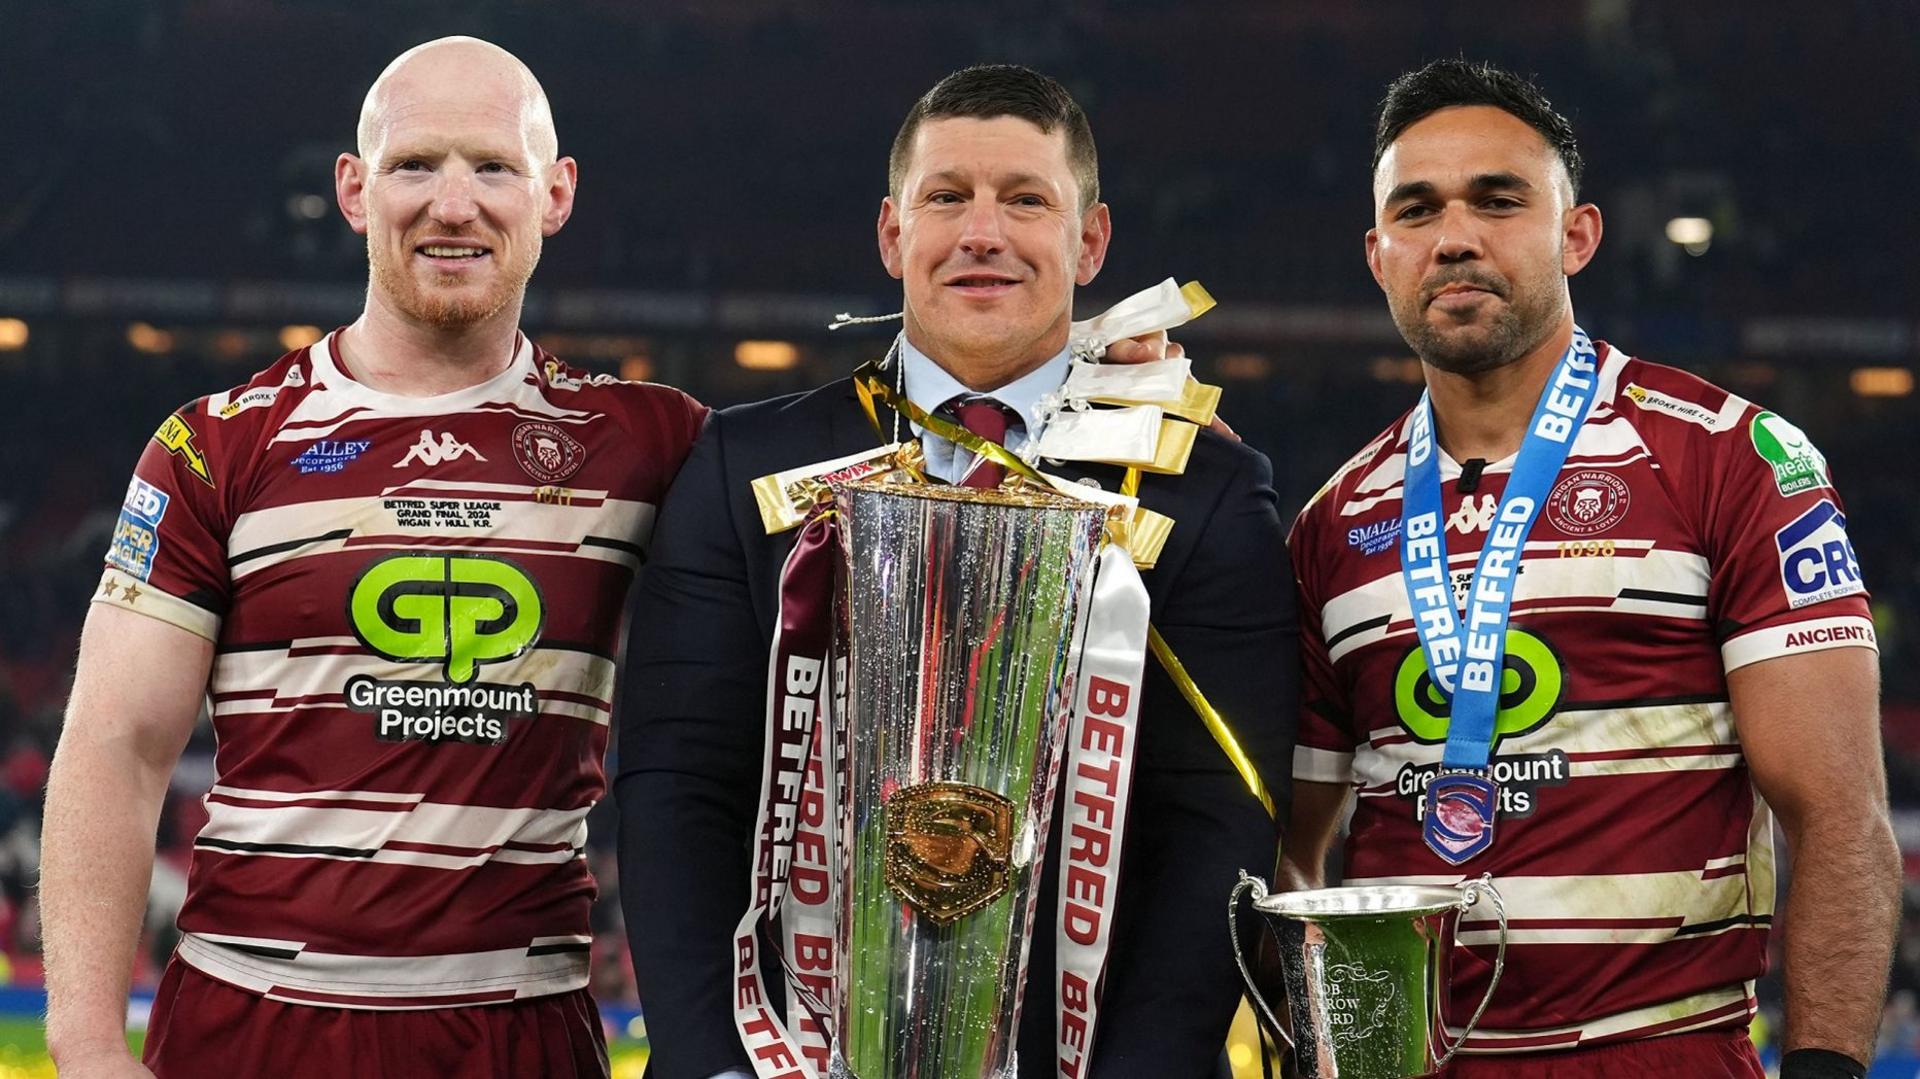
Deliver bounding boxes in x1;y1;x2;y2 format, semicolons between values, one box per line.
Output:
1288;503;1359;783
92;404;233;641
1700;405;1876;673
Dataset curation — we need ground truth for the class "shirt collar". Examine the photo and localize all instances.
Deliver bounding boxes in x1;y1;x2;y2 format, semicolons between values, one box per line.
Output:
897;335;1073;435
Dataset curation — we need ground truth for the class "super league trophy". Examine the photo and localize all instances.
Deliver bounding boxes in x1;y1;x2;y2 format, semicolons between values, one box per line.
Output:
827;479;1106;1079
1229;872;1510;1078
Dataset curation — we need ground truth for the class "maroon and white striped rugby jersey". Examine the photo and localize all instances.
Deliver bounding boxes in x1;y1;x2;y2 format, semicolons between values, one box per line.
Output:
94;330;706;1009
1288;343;1876;1052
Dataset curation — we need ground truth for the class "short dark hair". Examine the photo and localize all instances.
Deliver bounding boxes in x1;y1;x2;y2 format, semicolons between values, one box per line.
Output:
1372;59;1584;199
889;64;1100;211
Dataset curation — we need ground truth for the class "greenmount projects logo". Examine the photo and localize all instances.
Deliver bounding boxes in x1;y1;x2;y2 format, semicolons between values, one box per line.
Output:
1391;628;1570;820
346;554;544;744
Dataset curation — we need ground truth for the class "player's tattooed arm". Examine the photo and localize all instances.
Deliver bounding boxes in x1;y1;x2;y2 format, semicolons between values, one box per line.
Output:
41;604;210;1077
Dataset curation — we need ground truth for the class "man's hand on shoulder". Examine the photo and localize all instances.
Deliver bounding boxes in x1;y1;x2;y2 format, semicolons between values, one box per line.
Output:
1100;331;1238;441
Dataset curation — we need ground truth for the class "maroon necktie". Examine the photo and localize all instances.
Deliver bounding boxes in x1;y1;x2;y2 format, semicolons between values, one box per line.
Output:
950;397;1013;488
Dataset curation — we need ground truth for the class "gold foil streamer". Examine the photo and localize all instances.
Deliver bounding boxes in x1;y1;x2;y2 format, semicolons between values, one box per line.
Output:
1146;625;1278;819
1137;418;1199;475
1118;507;1172;570
1168;380;1222;426
1084;377;1221;426
1179;280;1217;319
752;443;904;534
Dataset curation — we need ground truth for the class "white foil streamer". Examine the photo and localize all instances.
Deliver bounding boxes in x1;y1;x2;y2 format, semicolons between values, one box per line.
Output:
1033;405;1166;466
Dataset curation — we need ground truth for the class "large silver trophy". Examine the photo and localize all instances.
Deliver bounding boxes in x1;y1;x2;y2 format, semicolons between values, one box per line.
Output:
826;479;1107;1079
1229;873;1509;1078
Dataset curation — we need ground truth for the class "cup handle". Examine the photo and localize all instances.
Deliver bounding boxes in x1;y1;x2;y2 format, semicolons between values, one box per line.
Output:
1434;874;1508;1071
1229;870;1296;1052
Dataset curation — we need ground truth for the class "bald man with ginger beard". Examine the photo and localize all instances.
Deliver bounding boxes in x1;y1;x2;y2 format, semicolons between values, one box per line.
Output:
39;37;706;1078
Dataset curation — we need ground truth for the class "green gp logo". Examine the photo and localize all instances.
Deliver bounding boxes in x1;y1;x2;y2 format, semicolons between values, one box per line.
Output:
349;554;544;683
1393;628;1563;745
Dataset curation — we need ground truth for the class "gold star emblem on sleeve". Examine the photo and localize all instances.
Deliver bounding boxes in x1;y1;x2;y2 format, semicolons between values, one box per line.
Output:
120;584;142;604
100;578;119;598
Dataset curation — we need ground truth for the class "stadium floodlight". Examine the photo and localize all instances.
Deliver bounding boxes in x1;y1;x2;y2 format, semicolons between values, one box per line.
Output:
734;340;800;370
1665;216;1713;256
279;325;324;351
1850;367;1914;398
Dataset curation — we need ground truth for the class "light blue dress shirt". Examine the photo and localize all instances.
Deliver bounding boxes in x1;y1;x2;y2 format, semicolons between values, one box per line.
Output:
897;336;1072;484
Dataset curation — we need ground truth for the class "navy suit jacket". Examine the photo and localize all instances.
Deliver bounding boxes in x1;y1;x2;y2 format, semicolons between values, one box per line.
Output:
617;375;1299;1079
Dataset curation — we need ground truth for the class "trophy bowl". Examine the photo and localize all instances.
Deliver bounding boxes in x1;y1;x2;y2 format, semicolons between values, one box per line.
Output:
1229;872;1508;1079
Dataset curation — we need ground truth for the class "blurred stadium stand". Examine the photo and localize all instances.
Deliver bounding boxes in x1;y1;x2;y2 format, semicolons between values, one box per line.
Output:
1;0;1917;1071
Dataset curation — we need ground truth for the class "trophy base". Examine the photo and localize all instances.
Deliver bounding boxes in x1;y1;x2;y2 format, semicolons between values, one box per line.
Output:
827;1047;1017;1079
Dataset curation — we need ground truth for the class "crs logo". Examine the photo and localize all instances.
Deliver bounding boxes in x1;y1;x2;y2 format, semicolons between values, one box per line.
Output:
1775;500;1864;610
1393;628;1563;745
348;554;544;683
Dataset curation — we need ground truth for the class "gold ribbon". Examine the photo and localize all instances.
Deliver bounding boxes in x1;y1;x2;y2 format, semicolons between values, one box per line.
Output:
856;361;1275;818
1149;626;1278;819
855;363;1040;484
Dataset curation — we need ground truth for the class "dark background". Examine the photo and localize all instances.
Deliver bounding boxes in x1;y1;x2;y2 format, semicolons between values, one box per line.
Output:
0;0;1916;1057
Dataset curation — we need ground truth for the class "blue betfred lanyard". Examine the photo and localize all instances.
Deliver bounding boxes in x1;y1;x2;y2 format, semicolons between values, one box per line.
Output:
1399;327;1600;772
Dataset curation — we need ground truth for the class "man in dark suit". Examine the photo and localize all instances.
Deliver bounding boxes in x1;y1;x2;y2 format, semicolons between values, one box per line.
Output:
618;64;1298;1079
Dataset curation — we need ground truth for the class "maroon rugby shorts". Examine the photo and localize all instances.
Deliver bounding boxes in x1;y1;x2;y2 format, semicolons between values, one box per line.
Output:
142;958;609;1078
1438;1027;1766;1078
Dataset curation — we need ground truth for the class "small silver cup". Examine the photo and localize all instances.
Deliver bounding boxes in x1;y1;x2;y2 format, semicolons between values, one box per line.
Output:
1229;872;1508;1078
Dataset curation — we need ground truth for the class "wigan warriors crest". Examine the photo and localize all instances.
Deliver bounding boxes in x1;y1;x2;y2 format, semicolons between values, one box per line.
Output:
1545;469;1630;536
511;421;586;484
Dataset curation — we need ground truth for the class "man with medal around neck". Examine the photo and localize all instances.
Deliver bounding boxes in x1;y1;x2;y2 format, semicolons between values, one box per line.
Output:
618;65;1298;1079
1280;60;1897;1079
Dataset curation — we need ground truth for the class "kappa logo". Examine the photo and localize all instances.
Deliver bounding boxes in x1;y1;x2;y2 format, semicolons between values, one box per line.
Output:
1750;411;1830;497
1447;493;1499;535
511;421;585;484
152;415;214;487
395;429;487;469
1775;500;1863;610
1545;470;1631;536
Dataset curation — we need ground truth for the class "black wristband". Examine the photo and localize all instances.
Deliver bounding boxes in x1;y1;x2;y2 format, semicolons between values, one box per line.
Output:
1779;1048;1867;1079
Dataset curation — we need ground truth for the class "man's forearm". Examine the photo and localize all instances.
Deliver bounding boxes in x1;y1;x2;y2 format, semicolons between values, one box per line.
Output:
1779;808;1901;1063
40;735;173;1065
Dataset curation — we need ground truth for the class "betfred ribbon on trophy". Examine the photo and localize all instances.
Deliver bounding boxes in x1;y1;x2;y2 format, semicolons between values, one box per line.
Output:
1398;326;1601;865
731;281;1278;1079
